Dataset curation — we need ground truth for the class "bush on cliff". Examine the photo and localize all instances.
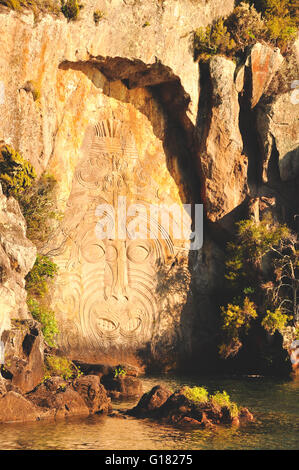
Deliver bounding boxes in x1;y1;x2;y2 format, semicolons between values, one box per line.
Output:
0;145;36;197
60;0;80;20
25;254;58;297
27;298;59;348
26;255;59;347
44;355;82;381
17;173;61;249
194;1;298;61
0;0;61;15
219;215;298;359
193;19;236;60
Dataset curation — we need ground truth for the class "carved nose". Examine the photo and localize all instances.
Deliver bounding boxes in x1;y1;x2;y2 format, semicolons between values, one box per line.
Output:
104;240;129;302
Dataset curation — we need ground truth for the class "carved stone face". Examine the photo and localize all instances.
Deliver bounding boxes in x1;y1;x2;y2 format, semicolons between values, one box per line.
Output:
50;119;177;356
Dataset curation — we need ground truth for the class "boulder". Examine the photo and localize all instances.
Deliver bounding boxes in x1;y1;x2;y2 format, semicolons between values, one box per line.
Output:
26;377;89;419
0;391;40;423
248;43;284;108
1;319;44;394
72;375;111;414
101;374;143;399
128;385;172;417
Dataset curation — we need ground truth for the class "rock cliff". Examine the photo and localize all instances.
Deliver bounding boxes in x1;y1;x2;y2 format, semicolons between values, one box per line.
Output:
0;0;298;374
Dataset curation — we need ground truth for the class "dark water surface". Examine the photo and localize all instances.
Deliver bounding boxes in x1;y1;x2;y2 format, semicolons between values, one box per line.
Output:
0;375;298;450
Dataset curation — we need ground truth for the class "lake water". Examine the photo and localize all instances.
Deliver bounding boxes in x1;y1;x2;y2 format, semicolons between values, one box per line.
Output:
0;375;298;450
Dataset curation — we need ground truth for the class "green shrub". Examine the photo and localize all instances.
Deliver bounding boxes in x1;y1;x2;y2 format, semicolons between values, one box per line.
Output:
194;18;236;60
93;9;104;25
61;0;79;20
0;145;36;196
25;254;58;298
220;215;297;358
220;297;258;358
17;173;61;248
0;0;60;15
225;215;291;285
44;355;81;380
265;15;297;50
225;2;265;52
182;386;209;404
27;298;59;347
194;1;298;61
114;366;126;378
261;309;291;335
245;0;298;51
211;390;231;407
0;0;21;9
25;254;59;346
209;390;239;418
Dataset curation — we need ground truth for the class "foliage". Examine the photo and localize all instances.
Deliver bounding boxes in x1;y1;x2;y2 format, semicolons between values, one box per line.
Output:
182;386;209;404
114;366;126;378
25;255;59;347
261;309;291;335
220;297;258;358
25;254;58;298
225;3;265;52
244;0;298;51
266;15;297;50
27;298;59;347
220;215;298;358
44;355;82;380
225;214;291;285
93;9;104;25
60;0;80;20
0;0;21;9
0;0;61;16
0;145;36;197
211;390;239;418
193;19;236;60
211;390;231;407
17;173;61;249
194;1;298;61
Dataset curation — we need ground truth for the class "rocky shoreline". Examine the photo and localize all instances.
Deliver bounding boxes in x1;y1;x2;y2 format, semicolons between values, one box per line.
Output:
0;353;254;429
127;385;254;429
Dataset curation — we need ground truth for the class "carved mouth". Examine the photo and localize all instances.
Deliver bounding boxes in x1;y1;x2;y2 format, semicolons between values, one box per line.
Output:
121;317;141;333
97;318;118;332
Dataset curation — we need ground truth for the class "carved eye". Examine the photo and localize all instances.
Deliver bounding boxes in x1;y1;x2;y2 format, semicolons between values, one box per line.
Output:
81;243;105;263
127;243;150;263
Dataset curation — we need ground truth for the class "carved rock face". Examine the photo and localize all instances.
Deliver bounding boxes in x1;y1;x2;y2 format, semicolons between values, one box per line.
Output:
46;76;191;364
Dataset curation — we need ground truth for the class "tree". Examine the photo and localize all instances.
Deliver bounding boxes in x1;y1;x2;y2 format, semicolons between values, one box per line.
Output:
220;214;298;358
